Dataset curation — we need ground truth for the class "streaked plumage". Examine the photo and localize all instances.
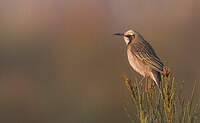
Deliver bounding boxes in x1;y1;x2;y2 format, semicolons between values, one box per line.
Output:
114;29;163;88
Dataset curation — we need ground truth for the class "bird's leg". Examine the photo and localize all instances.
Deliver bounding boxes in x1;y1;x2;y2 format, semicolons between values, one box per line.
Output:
145;76;148;92
138;76;145;85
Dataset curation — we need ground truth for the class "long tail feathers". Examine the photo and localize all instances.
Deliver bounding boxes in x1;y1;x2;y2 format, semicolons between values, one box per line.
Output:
151;70;161;87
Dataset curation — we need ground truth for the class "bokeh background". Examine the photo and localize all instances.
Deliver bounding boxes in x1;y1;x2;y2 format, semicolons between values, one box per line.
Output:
0;0;200;122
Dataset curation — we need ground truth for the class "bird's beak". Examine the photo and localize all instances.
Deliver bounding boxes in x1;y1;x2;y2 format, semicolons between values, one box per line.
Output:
113;33;124;36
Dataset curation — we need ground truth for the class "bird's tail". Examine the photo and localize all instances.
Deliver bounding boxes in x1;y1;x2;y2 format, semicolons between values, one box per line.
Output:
151;70;161;87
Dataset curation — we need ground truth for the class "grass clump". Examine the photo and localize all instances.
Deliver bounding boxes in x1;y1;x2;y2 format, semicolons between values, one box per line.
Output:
123;73;200;123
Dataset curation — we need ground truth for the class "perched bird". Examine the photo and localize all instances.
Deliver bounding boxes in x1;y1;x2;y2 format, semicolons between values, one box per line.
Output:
113;29;163;91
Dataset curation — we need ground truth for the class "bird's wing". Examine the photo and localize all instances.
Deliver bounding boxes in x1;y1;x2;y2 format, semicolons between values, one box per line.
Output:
130;41;164;73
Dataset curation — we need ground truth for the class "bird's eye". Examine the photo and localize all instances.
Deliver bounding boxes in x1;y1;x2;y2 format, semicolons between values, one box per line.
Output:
126;34;135;41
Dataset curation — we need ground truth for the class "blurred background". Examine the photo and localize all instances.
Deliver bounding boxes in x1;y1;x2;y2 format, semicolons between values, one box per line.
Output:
0;0;200;122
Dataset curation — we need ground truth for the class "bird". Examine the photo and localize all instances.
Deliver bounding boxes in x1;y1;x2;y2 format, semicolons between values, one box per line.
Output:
113;29;164;91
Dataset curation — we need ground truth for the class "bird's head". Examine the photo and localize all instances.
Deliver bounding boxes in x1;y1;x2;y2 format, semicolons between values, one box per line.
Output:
113;29;137;45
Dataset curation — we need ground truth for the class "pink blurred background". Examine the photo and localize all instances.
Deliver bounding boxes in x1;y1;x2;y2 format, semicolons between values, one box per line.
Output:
0;0;200;122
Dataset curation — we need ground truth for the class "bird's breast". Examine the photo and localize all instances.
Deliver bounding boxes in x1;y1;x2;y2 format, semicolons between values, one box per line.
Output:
127;50;147;77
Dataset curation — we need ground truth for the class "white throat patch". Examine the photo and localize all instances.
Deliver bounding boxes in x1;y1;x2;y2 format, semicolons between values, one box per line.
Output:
124;36;130;45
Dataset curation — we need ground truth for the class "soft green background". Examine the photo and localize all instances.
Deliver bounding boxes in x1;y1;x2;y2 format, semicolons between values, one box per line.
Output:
0;0;199;122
